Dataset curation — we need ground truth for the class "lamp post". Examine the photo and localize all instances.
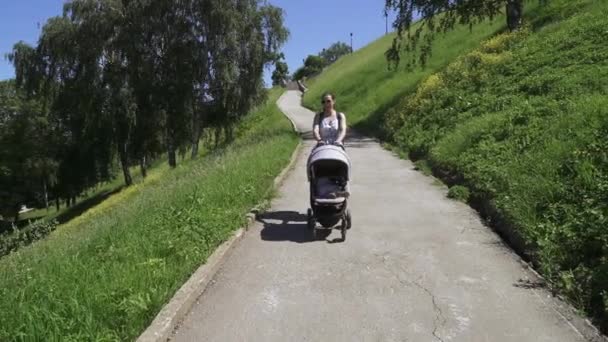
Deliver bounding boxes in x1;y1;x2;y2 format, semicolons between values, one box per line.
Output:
350;32;353;53
385;12;388;34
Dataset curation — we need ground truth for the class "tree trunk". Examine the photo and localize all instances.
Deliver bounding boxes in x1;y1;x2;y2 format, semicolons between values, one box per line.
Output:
56;197;60;211
224;125;230;144
191;120;200;159
140;156;147;179
119;143;133;186
165;106;178;168
214;126;221;149
506;0;523;31
191;121;200;158
67;192;75;207
13;206;20;225
43;179;49;211
167;135;177;168
191;139;200;158
191;101;202;159
227;124;234;143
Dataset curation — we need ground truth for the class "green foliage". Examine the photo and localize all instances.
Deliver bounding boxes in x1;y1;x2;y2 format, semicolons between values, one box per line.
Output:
302;9;512;136
0;81;57;221
293;41;351;81
413;160;432;176
383;0;608;331
272;55;290;86
0;89;299;341
384;0;527;68
319;41;352;64
0;219;58;257
1;0;289;226
293;55;327;80
447;185;470;202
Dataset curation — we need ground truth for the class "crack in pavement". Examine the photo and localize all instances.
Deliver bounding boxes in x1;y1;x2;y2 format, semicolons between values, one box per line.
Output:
415;280;446;342
376;253;446;342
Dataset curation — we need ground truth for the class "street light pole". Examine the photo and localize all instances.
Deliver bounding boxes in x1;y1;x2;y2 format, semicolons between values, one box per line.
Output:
350;32;353;53
385;12;388;34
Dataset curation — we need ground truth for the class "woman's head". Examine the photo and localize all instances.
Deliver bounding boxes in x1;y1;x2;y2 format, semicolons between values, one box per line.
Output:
321;92;336;110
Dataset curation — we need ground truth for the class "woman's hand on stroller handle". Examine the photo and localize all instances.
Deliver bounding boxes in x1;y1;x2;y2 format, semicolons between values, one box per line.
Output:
315;140;345;150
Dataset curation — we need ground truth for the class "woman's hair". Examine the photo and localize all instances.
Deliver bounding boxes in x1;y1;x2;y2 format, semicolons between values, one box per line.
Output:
321;92;336;101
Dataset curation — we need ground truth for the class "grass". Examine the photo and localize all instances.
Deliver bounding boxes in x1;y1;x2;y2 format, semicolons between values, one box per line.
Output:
0;158;175;257
19;179;124;223
2;96;266;256
300;7;534;137
0;88;299;341
16;142;194;227
13;177;122;230
413;160;433;177
447;185;471;202
1;121;222;256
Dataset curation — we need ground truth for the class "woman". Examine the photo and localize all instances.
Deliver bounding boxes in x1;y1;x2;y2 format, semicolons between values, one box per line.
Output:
313;92;347;147
310;92;350;199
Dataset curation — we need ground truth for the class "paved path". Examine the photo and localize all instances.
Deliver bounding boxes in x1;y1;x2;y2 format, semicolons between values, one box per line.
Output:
171;91;594;342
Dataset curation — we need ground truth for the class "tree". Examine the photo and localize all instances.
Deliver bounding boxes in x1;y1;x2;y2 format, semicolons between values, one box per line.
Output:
384;0;528;68
0;81;57;222
204;0;289;143
304;55;327;73
272;55;289;87
292;41;350;81
5;0;290;207
292;54;327;80
319;41;351;64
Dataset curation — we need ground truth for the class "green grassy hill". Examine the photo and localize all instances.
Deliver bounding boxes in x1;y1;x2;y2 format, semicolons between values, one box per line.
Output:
305;0;608;333
0;89;299;341
301;6;529;135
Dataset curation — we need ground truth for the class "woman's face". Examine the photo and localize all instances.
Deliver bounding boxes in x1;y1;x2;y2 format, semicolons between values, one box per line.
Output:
322;95;334;110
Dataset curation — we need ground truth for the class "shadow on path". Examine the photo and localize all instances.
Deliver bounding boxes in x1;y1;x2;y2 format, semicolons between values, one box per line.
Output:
258;211;333;243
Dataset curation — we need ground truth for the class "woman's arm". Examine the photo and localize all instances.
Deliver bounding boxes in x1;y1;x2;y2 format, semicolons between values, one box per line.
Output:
313;114;322;141
336;113;347;143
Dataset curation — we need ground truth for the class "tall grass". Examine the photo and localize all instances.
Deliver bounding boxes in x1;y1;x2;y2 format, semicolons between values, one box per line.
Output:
0;88;299;341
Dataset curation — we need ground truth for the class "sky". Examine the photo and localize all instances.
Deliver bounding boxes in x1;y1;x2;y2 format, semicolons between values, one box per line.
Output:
266;0;395;85
0;0;395;86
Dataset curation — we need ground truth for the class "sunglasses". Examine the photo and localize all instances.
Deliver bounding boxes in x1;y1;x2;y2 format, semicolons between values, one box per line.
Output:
321;99;332;104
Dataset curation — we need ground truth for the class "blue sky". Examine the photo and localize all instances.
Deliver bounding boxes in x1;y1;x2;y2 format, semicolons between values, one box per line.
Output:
0;0;395;86
267;0;395;85
0;1;65;80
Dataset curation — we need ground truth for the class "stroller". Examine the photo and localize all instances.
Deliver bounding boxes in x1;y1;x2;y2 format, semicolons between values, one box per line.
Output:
306;142;352;240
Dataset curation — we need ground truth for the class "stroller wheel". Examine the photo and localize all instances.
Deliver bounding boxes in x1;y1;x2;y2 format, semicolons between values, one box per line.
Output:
341;219;347;241
307;209;314;231
346;209;352;230
307;208;318;240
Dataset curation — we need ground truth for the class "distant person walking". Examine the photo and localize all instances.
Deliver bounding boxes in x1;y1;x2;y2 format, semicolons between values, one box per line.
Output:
297;80;308;93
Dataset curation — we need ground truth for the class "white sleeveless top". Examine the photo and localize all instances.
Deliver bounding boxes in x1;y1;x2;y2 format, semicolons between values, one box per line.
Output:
319;113;341;143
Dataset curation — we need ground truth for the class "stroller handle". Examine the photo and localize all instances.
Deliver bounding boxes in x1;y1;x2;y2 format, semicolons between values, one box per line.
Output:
316;140;345;150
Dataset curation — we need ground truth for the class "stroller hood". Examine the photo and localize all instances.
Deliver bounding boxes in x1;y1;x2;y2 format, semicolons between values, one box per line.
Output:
307;145;351;181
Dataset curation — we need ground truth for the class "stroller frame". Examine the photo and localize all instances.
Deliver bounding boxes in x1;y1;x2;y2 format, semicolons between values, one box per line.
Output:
306;143;352;240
